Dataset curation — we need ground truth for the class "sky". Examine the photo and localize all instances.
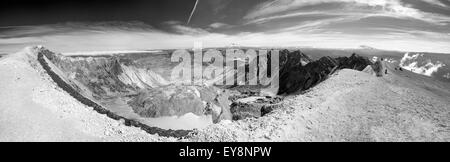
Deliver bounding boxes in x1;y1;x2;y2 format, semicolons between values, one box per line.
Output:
1;0;450;54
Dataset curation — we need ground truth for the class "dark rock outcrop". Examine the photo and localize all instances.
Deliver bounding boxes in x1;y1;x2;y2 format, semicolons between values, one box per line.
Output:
230;96;283;120
335;53;373;71
278;52;372;95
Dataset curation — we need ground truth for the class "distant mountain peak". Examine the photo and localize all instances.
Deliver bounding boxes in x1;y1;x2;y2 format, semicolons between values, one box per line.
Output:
359;45;377;50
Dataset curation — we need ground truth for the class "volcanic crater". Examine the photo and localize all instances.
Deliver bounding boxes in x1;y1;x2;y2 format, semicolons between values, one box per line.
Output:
37;47;372;137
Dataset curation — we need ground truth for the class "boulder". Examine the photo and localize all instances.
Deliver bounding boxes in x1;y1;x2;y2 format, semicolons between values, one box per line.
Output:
363;59;386;77
230;96;283;120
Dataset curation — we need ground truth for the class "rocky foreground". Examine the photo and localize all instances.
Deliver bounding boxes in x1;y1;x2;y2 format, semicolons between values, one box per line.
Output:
0;46;448;141
191;68;449;141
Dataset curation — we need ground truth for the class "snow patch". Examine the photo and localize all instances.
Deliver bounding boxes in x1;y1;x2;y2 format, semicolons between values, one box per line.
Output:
385;58;397;64
371;56;397;64
372;56;378;63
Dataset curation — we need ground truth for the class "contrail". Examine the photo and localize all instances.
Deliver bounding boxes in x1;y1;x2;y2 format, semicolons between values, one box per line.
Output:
187;0;199;25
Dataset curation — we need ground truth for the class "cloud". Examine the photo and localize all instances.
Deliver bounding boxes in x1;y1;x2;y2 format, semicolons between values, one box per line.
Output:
271;17;352;33
1;19;450;54
207;0;233;14
421;0;447;7
244;0;450;25
399;53;446;76
162;21;209;35
209;22;232;29
170;25;209;35
244;11;346;25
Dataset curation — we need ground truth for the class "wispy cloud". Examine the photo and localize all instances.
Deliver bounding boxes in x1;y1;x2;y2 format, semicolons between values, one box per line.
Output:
2;22;450;54
421;0;447;7
209;22;232;29
162;21;209;35
244;0;450;25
